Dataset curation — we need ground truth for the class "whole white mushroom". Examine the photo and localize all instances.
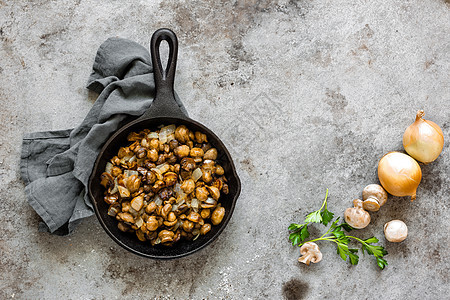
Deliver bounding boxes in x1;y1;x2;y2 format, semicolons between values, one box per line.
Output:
384;220;408;242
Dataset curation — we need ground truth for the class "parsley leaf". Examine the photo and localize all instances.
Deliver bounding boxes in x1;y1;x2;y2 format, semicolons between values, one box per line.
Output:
300;225;310;241
336;242;349;261
340;222;354;232
348;248;360;265
331;228;345;239
304;188;333;224
288;223;302;231
288;224;310;246
376;257;388;270
364;236;379;244
305;210;322;223
335;241;360;265
321;209;334;226
289;232;301;246
364;244;388;258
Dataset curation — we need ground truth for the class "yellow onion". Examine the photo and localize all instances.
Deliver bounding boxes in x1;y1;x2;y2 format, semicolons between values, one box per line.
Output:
377;152;422;200
403;110;444;163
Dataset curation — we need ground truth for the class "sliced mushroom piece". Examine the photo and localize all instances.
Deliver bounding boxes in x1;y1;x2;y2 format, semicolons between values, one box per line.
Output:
164;219;178;227
215;165;225;176
182;220;194;232
194;131;207;143
181;157;196;171
117;222;131;232
180;170;192;180
195;187;209;202
174;145;190;158
136;229;147;242
145;171;157;184
125;174;141;194
212;178;223;190
175;125;190;143
145;201;157;214
152;180;165;193
181;179;195;194
161;203;173;219
158;187;173;201
187;211;201;223
200;208;211;219
206;186;220;201
147;149;159;162
202;170;213;183
127;132;142;142
222;183;229;195
200;223;212;235
190;147;204;158
121;201;131;212
200;201;217;209
135;148;147;159
111;166;122;177
146;216;159;231
100;172;114;188
298;242;322;265
211;207;225;225
148;138;159;150
118;147;132;159
172;230;181;243
104;193;119;205
158;230;175;244
117;212;134;224
168;139;179;150
163;172;178;186
204;148;218;160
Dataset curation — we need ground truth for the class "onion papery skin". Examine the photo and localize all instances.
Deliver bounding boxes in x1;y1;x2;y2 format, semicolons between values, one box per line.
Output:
377;152;422;200
403;110;444;163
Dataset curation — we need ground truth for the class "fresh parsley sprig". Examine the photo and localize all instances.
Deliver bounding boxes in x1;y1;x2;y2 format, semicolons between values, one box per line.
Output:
288;189;334;245
288;189;388;270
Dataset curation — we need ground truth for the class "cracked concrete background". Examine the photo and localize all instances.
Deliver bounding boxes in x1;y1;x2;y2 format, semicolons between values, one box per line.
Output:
1;0;449;299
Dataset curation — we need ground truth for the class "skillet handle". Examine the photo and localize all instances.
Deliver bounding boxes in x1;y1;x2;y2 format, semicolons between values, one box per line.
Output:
141;28;186;119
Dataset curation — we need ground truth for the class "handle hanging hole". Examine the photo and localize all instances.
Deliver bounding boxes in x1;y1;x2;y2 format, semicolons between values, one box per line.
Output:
159;40;170;78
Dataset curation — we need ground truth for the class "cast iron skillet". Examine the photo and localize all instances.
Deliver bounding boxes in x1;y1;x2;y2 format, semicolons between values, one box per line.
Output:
88;28;241;259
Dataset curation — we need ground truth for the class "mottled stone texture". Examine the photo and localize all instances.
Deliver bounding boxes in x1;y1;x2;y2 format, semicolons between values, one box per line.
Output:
0;0;449;299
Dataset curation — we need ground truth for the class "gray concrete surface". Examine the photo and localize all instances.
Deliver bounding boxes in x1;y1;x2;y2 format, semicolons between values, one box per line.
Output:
1;0;449;299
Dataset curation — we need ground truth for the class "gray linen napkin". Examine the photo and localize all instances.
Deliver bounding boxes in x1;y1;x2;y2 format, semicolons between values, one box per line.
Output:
20;37;187;235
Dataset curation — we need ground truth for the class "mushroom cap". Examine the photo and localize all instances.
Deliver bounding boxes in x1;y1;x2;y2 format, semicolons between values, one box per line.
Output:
363;184;388;207
300;242;320;255
344;206;370;229
384;220;408;242
363;198;381;212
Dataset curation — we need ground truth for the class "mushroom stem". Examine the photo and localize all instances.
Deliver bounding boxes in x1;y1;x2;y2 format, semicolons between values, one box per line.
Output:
298;253;314;265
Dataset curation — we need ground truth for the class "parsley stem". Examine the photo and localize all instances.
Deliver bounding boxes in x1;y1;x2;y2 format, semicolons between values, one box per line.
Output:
346;236;373;251
319;188;329;211
300;236;336;245
346;236;363;242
